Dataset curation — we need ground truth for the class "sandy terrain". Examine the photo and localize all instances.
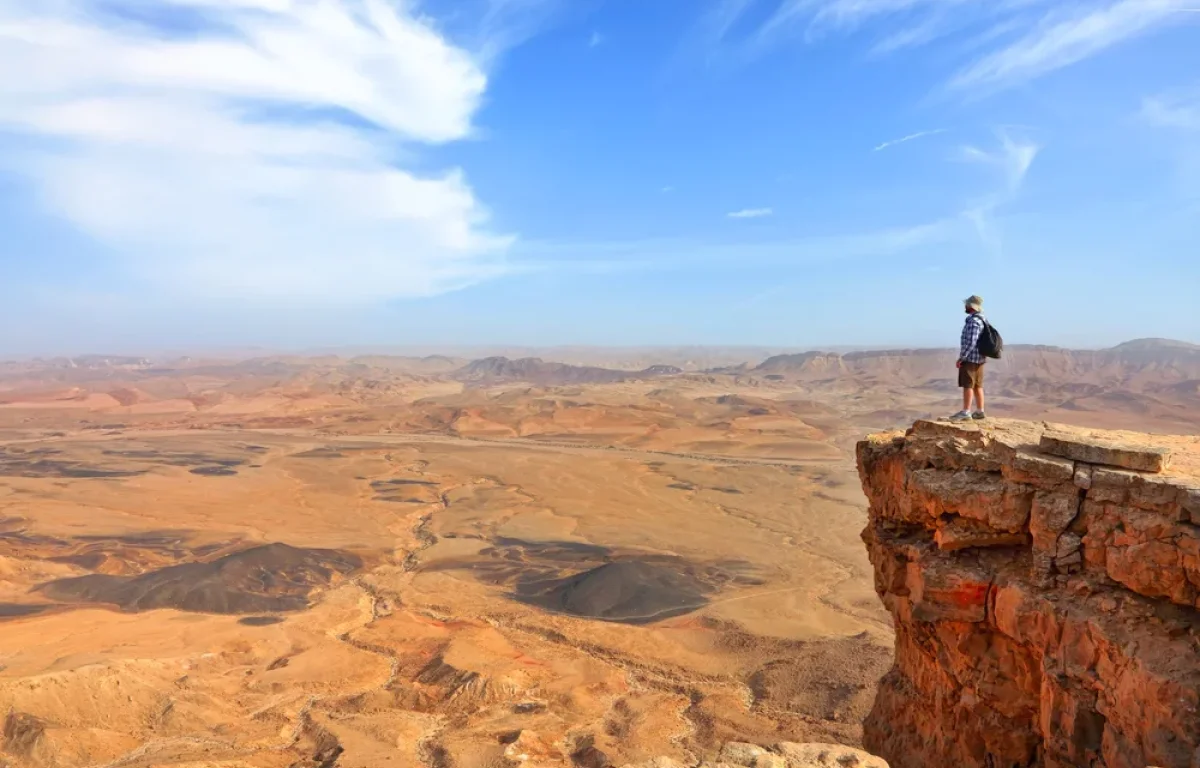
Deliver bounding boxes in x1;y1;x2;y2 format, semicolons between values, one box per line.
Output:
0;342;1196;767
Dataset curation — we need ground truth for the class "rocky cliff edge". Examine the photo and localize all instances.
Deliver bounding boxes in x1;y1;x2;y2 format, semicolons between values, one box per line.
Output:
858;418;1200;768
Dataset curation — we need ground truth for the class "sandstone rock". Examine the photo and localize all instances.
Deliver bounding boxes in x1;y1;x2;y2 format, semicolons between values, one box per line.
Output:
992;584;1059;651
621;759;686;768
1054;551;1082;570
1031;491;1079;540
909;468;1032;532
907;557;990;623
858;418;1200;768
1039;430;1171;473
719;743;774;767
775;742;889;767
718;743;762;765
1103;509;1200;607
503;731;563;763
1089;469;1197;520
934;517;1027;551
1056;533;1082;558
1006;450;1075;488
1184;488;1200;524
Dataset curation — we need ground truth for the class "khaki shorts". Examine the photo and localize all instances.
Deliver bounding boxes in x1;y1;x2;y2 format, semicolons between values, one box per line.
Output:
958;362;984;389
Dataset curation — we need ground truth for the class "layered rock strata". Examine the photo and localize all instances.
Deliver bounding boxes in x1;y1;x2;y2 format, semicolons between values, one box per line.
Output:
858;419;1200;768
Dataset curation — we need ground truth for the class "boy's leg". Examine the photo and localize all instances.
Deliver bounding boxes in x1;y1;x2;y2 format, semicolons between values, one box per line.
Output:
973;387;985;413
962;388;973;412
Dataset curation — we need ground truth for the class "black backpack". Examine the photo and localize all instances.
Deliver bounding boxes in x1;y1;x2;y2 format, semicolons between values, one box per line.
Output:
977;317;1004;359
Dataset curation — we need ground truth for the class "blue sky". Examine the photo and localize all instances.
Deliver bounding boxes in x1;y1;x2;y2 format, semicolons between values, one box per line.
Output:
0;0;1198;354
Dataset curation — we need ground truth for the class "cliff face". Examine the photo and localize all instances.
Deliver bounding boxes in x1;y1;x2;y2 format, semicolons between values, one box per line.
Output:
857;419;1200;768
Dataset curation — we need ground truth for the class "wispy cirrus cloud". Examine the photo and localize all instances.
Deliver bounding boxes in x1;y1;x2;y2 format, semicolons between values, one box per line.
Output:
518;218;958;273
1142;87;1200;129
948;0;1191;92
873;128;948;151
690;0;1195;94
728;207;775;218
957;132;1041;259
0;0;559;304
1141;85;1200;196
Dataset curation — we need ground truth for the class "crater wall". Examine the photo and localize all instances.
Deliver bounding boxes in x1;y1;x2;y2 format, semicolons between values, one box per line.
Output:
858;419;1200;768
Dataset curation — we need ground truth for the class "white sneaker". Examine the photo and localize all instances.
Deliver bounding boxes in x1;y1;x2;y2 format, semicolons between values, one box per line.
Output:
971;411;987;420
948;410;972;422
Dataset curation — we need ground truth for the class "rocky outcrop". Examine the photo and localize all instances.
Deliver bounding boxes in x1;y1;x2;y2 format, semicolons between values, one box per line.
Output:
858;419;1200;768
621;742;889;768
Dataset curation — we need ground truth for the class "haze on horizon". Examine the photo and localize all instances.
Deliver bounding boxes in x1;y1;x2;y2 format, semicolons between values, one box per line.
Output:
1;0;1198;355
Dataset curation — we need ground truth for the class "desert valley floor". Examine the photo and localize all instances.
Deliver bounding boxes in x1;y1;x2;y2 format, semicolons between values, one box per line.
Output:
0;341;1198;767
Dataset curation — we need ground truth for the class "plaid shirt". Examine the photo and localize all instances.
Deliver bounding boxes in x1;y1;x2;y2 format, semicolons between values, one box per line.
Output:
960;313;986;364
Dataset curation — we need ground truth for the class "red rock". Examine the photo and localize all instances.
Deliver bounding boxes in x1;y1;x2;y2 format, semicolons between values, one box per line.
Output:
907;558;990;623
858;419;1200;768
934;517;1028;552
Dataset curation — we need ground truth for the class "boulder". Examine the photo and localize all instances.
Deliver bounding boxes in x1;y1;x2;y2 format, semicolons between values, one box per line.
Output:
1039;431;1171;473
776;742;890;767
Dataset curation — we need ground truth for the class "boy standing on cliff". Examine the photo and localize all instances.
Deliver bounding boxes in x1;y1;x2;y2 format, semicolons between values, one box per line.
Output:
950;295;986;421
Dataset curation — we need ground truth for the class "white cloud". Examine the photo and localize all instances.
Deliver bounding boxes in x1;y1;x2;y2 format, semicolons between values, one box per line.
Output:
589;30;604;47
958;133;1040;191
661;185;675;193
1142;89;1200;129
696;0;1193;94
0;0;519;303
1142;86;1200;197
728;207;774;218
873;128;948;151
949;0;1191;92
957;132;1040;259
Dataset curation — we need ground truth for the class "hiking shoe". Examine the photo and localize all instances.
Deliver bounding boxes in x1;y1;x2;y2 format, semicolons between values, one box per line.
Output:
971;411;987;420
948;410;972;422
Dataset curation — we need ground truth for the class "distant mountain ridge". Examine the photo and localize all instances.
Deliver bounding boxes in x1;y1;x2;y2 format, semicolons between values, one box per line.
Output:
752;338;1200;391
454;357;683;386
2;339;1197;395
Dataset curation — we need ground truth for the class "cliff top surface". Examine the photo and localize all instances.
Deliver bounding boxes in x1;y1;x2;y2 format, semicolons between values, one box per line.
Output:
865;417;1200;480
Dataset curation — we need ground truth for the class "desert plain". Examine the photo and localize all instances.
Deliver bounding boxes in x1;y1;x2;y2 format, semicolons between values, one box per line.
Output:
0;339;1198;768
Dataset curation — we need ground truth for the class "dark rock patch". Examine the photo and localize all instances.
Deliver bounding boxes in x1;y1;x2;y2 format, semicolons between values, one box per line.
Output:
102;450;246;468
3;712;46;757
490;538;612;561
514;560;710;624
371;478;438;490
239;615;284;627
0;452;144;479
0;604;51;619
190;466;238;477
39;543;361;615
512;701;547;714
292;448;346;459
